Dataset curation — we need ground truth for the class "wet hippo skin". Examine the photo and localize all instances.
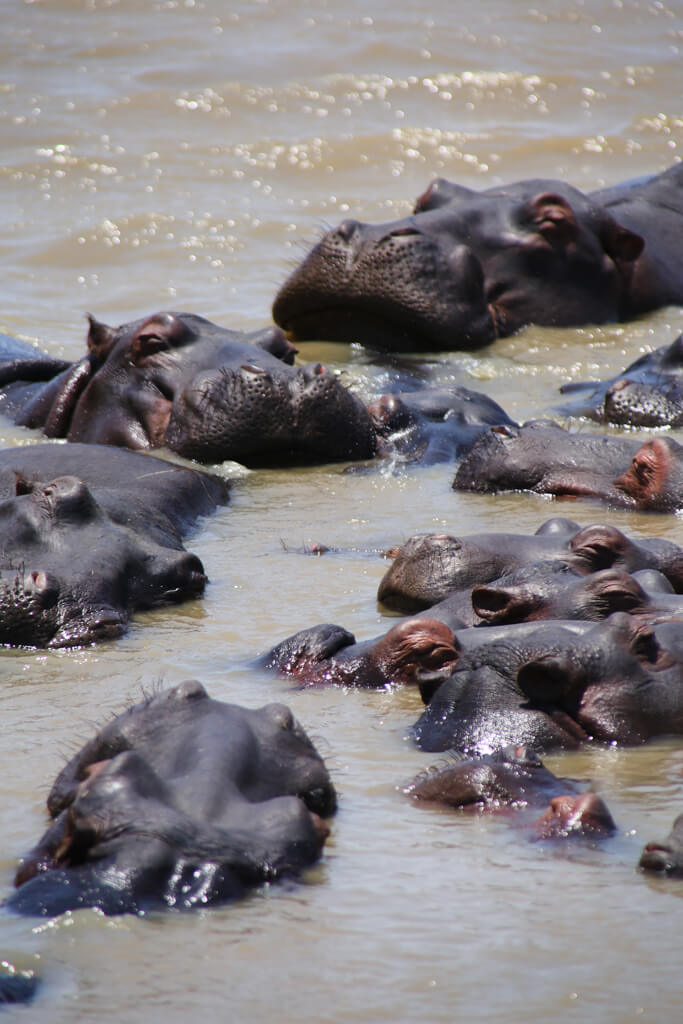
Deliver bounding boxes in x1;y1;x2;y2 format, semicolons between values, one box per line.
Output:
8;681;336;916
0;312;377;467
273;164;683;351
0;443;229;647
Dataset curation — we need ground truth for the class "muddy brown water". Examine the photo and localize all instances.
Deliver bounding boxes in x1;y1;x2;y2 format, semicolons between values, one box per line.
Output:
1;1;683;1020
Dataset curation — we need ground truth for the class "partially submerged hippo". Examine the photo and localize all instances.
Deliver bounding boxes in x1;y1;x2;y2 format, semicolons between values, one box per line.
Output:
8;681;336;916
0;444;229;646
453;421;683;512
260;617;460;689
378;518;683;613
368;385;517;466
273;164;683;351
558;333;683;428
407;745;616;841
639;813;683;877
0;312;377;466
412;614;683;754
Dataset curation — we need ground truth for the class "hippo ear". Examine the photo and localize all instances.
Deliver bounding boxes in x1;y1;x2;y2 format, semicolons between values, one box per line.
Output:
524;192;579;244
614;438;670;503
414;178;475;213
86;314;117;359
130;313;193;363
600;213;644;264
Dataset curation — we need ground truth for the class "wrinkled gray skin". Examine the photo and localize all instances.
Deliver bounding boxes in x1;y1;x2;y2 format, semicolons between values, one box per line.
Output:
412;614;683;754
407;745;616;841
557;332;683;427
378;517;683;613
0;313;377;467
367;385;517;466
259;617;461;689
0;444;228;647
639;812;683;877
273;165;683;352
8;681;336;917
453;420;683;512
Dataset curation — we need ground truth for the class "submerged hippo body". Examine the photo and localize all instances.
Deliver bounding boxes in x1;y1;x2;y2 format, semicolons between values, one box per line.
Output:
0;444;228;646
453;421;683;512
8;681;336;917
558;333;683;428
368;386;517;466
273;165;683;352
0;313;377;466
407;746;616;841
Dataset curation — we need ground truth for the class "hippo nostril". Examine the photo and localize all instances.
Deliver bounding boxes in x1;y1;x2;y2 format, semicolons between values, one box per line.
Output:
302;363;327;383
335;219;361;243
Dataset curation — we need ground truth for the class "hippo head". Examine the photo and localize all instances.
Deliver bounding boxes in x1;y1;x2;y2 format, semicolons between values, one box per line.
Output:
15;312;377;466
0;473;207;647
273;178;644;351
10;683;336;916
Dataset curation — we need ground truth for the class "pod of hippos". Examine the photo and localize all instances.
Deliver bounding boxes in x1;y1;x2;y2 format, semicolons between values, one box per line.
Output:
2;166;683;1004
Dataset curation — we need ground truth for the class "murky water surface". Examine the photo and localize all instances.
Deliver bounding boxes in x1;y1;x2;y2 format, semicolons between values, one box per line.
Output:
1;1;683;1020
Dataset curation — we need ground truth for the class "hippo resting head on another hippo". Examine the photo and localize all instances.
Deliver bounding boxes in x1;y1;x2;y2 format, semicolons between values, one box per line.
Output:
0;313;377;466
378;518;683;613
0;444;229;647
273;164;683;351
407;745;616;842
8;681;336;917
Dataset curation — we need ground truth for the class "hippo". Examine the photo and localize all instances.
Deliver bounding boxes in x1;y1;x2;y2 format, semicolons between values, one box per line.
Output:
272;164;683;351
557;333;683;428
378;517;583;612
407;745;616;841
378;518;683;613
412;614;683;754
0;312;377;466
639;813;683;877
260;617;460;689
453;420;683;512
0;444;229;646
367;385;517;466
8;681;336;917
470;568;683;627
